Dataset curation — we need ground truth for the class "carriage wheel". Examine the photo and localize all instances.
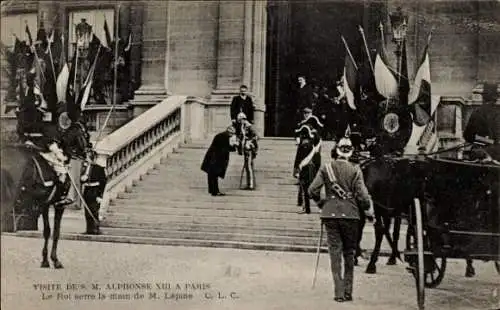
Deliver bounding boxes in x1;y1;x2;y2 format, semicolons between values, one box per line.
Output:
405;208;447;288
413;198;425;310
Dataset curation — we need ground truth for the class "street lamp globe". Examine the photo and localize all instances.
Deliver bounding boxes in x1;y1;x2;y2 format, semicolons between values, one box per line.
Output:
390;7;408;45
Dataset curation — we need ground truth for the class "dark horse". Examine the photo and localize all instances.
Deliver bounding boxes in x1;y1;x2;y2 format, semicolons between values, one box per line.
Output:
294;125;321;214
0;119;91;269
359;154;427;274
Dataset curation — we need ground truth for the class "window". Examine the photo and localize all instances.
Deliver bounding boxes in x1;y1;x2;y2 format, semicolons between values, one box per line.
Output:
68;8;114;58
0;13;38;47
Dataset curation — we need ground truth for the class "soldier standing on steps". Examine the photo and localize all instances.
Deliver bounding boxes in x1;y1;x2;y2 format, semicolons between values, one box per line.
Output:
201;126;239;196
81;151;107;235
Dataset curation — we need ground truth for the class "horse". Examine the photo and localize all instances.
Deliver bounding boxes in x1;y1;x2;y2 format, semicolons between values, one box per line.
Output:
294;125;321;214
359;154;428;274
0;119;91;269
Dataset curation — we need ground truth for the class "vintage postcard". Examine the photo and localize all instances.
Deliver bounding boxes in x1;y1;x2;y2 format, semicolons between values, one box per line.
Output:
1;1;499;310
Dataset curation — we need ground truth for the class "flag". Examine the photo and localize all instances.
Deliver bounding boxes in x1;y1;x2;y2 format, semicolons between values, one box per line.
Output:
25;23;33;46
374;35;398;99
103;18;112;48
399;38;410;106
409;35;432;126
66;48;78;116
341;36;357;110
35;23;48;54
56;63;69;103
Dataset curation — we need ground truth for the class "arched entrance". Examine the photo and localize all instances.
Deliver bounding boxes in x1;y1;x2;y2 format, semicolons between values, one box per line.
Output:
264;0;384;137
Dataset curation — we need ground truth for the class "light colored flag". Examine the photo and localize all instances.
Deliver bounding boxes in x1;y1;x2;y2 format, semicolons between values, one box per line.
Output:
56;63;69;103
374;30;398;100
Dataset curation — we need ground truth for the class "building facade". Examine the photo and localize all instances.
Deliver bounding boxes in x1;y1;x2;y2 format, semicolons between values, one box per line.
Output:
1;0;499;137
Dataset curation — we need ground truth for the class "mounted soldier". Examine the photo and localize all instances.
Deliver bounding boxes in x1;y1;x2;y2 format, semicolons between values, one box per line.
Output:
16;70;75;208
236;112;259;190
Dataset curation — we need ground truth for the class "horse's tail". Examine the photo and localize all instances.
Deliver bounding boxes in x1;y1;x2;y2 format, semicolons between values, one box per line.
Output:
0;146;38;232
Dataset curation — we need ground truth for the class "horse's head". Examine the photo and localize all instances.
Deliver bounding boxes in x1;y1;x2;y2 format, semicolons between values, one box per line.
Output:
62;120;91;160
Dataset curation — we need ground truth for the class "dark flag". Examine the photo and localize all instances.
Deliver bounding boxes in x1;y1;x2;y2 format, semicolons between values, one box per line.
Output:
399;38;410;106
103;18;112;49
409;34;433;126
66;48;80;121
25;23;33;46
35;22;48;55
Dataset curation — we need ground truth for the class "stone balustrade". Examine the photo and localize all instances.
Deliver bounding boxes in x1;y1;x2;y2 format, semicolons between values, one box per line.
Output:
93;95;208;217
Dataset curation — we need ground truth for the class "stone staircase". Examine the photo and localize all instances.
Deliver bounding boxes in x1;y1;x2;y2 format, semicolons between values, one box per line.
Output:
99;138;337;251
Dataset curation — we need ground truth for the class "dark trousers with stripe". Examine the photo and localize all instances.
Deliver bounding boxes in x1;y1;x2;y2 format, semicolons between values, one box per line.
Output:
323;218;359;298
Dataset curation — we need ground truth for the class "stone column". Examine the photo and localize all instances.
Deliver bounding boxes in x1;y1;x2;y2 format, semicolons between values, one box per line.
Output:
209;1;267;136
134;1;169;100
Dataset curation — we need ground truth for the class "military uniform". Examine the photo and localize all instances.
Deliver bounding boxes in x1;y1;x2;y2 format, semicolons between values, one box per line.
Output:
237;114;259;190
308;138;373;302
81;156;107;234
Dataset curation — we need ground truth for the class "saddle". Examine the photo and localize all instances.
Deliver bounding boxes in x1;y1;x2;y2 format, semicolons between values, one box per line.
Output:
22;143;58;188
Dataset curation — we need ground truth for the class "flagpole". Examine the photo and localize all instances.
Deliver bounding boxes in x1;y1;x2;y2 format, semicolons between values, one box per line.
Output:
46;30;57;83
112;2;120;107
358;25;374;74
341;36;358;70
96;2;121;142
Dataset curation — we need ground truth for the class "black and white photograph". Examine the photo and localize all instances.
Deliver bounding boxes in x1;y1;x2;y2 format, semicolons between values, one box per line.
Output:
0;0;499;309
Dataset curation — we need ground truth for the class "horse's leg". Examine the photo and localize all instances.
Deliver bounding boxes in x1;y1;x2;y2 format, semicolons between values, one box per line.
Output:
355;212;366;266
465;258;475;277
366;214;384;274
40;204;50;268
50;206;65;269
387;216;401;265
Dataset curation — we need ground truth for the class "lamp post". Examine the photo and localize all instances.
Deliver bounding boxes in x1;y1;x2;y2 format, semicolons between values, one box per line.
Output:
389;7;408;84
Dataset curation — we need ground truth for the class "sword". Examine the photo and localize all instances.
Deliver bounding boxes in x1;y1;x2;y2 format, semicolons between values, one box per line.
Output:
65;166;98;224
312;221;324;289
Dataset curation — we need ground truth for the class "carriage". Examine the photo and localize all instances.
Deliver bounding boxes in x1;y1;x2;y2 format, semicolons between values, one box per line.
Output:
402;147;500;309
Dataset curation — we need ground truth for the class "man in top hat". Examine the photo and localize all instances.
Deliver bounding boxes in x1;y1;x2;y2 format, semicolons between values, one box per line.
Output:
463;82;500;161
201;126;239;196
236;112;259;190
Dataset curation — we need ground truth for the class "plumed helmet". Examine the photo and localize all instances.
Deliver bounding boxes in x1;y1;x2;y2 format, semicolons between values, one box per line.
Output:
237;112;247;121
336;137;354;158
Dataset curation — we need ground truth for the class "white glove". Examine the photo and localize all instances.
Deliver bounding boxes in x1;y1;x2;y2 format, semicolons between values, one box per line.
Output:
49;143;68;162
365;199;375;218
295;137;300;145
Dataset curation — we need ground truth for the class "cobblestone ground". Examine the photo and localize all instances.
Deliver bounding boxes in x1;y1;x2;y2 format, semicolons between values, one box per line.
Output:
1;235;498;310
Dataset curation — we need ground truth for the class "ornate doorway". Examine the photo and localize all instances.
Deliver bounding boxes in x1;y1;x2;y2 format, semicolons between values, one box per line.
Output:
265;0;383;137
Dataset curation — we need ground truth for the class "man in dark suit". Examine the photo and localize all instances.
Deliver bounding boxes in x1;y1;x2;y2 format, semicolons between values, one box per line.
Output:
230;85;254;125
81;152;107;235
463;82;500;161
201;126;238;196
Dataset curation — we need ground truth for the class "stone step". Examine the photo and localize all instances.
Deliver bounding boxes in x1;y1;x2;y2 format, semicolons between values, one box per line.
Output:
115;192;304;205
102;212;319;228
139;174;298;186
144;169;296;178
106;205;315;221
101;219;322;236
98;227;322;246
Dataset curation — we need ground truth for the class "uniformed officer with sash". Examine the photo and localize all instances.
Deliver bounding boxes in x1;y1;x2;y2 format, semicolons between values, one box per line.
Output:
308;136;374;302
236;112;259;190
